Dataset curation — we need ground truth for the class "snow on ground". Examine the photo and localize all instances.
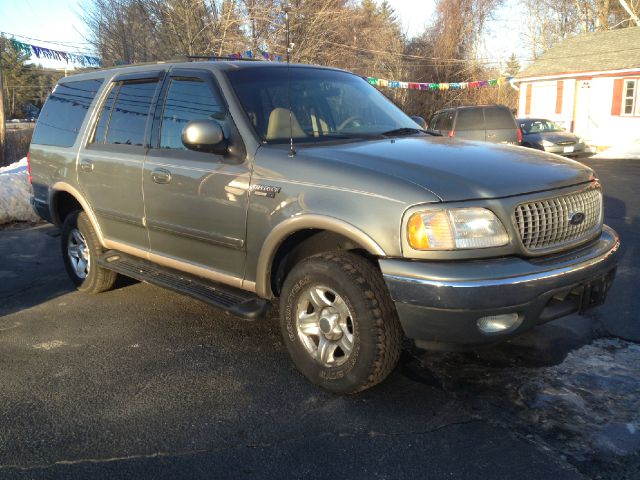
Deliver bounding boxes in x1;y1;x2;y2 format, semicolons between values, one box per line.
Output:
419;338;640;469
593;139;640;160
0;157;40;225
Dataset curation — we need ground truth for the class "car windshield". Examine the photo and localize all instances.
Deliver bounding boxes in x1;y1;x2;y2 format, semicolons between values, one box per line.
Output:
226;66;422;143
519;119;564;134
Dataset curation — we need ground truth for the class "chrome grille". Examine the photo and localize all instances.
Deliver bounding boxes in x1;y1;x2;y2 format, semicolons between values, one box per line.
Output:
514;188;602;252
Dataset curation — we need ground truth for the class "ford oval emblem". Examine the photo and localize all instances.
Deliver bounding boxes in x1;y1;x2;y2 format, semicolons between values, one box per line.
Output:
569;212;586;225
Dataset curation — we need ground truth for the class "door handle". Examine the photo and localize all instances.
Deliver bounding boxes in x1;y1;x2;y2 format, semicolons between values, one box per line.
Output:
79;159;94;172
151;168;172;184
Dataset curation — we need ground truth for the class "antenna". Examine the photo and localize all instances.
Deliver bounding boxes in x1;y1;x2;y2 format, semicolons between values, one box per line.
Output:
283;2;296;157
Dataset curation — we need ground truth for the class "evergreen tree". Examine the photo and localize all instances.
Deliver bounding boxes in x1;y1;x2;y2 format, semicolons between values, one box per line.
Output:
506;53;520;76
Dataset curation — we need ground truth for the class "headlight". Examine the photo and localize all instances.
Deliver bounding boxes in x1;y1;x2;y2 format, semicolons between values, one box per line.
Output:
407;208;509;250
541;139;555;147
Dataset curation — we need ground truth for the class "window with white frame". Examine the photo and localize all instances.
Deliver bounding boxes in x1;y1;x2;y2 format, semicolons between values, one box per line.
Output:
622;79;637;116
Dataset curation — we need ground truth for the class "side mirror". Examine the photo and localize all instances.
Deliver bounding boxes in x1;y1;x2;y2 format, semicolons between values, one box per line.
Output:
182;119;227;155
411;116;427;129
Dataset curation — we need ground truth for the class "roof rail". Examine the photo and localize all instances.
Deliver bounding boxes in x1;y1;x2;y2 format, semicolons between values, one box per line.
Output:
187;55;260;62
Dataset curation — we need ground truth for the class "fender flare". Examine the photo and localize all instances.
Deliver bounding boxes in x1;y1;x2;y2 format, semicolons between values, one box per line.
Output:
254;214;386;298
50;182;106;247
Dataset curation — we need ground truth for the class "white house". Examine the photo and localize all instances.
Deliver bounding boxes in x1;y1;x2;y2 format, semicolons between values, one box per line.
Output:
516;27;640;150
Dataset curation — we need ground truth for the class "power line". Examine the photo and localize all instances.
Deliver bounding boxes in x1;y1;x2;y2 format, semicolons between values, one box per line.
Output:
0;31;96;56
1;31;94;47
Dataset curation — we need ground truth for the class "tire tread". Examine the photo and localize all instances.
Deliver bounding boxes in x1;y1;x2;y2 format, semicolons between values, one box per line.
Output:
283;251;402;394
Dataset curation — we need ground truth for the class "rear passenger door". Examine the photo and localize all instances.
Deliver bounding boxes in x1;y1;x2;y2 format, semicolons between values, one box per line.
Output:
142;68;250;280
452;108;485;141
484;106;518;144
78;71;164;251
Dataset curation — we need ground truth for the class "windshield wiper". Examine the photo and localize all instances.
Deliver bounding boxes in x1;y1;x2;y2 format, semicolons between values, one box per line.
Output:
381;127;437;137
317;132;384;140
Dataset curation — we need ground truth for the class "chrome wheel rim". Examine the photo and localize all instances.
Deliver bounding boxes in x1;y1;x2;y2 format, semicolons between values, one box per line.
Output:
296;285;354;367
67;228;90;279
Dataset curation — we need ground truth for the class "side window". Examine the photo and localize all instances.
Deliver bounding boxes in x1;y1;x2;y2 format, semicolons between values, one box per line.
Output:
106;81;158;146
160;77;226;150
455;108;484;131
92;86;118;144
484;107;516;129
436;111;454;132
32;79;104;147
428;113;440;131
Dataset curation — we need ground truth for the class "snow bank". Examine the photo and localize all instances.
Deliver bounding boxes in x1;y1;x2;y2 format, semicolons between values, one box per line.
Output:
593;139;640;160
0;157;40;225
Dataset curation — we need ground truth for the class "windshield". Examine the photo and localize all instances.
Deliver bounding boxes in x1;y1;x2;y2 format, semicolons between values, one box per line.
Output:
519;119;564;134
226;66;421;143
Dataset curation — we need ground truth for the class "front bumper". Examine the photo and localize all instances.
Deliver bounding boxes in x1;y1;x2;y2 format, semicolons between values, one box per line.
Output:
380;225;619;350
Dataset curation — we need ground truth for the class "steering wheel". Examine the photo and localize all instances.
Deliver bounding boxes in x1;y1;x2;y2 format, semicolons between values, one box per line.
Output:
337;116;364;131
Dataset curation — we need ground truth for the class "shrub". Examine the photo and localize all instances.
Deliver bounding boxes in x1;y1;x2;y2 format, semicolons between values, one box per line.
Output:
2;127;34;167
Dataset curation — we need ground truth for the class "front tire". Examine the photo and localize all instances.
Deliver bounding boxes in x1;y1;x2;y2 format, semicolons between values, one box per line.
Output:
280;252;403;394
61;211;117;293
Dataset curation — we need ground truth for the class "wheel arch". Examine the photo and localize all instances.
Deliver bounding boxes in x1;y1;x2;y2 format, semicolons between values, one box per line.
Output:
50;182;105;247
255;215;385;299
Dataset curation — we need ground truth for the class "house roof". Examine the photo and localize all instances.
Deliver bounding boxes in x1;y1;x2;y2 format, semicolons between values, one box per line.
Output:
518;27;640;79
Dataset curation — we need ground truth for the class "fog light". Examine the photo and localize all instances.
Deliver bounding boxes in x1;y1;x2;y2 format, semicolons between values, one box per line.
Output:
477;313;520;334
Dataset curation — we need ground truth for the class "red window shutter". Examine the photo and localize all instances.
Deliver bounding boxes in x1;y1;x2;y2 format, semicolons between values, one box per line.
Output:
611;79;623;116
555;81;564;114
525;84;532;115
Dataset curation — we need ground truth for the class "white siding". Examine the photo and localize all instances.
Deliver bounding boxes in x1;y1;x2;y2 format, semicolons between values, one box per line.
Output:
585;77;640;147
518;75;640;148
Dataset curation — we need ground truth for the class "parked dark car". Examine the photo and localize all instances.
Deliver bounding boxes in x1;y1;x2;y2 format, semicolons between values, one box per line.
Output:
518;118;586;157
427;105;521;144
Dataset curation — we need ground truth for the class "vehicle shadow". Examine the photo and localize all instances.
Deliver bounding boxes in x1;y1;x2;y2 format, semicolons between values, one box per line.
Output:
0;224;140;318
0;224;74;318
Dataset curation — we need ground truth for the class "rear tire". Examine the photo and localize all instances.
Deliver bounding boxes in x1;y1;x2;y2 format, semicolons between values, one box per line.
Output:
61;211;117;293
279;251;403;394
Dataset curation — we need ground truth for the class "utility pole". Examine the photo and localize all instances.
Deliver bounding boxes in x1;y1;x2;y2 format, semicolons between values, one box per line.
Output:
0;36;6;166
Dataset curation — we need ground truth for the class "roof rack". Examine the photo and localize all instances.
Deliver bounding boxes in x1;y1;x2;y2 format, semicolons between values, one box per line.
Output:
187;55;260;62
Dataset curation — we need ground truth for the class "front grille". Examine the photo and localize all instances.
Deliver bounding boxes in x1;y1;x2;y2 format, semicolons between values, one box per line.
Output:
556;141;576;146
514;187;602;252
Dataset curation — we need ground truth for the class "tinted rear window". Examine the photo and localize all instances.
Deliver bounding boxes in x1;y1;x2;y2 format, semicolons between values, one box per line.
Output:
455;108;484;131
484;107;516;129
32;79;103;147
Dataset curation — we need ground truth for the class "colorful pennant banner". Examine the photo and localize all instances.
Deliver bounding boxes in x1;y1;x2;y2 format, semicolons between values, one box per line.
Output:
228;49;283;62
9;38;101;67
7;36;510;91
365;76;512;91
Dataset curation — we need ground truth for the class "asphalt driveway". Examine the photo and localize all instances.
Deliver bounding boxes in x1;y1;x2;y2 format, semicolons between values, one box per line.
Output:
0;157;638;479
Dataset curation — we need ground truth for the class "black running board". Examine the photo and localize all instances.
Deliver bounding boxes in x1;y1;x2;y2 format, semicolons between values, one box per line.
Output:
97;250;270;320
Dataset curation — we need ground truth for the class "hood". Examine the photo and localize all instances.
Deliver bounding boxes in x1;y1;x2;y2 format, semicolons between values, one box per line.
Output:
526;131;581;144
301;136;594;202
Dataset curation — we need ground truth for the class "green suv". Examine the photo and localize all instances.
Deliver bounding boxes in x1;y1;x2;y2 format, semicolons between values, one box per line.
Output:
29;61;619;393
